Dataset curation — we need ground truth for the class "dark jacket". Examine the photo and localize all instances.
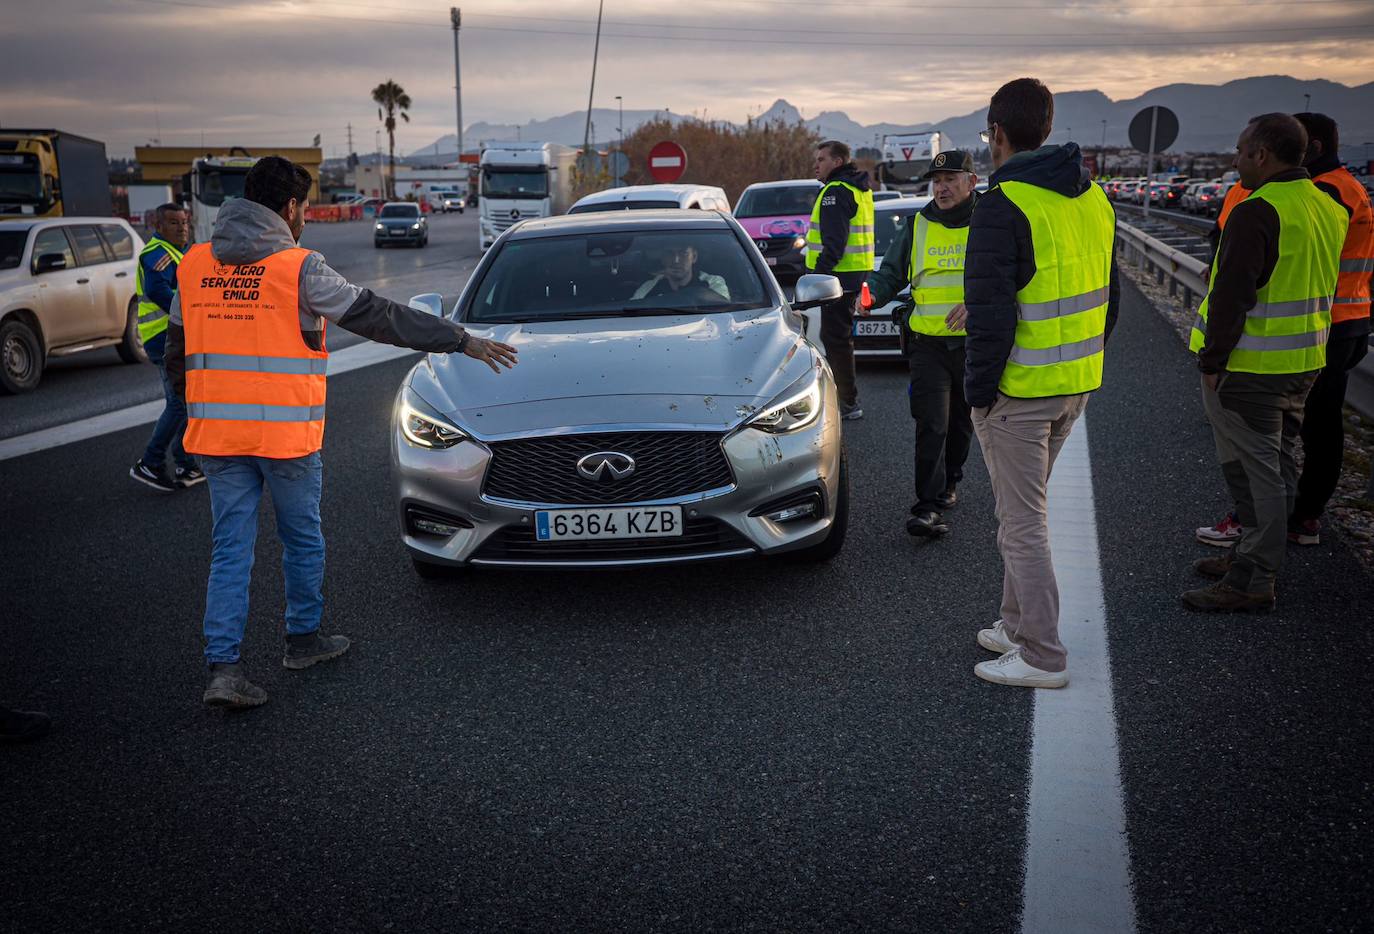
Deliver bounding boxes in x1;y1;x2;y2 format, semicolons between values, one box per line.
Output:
138;238;183;362
814;162;872;291
963;143;1121;408
1197;167;1326;374
166;198;469;399
866;192;976;347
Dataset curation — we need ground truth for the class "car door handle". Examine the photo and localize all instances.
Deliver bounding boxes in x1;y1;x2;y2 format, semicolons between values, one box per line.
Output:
77;277;90;284
115;271;128;278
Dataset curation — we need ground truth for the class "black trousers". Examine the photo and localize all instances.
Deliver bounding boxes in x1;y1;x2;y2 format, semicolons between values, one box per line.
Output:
819;292;859;408
1293;333;1370;521
908;336;974;512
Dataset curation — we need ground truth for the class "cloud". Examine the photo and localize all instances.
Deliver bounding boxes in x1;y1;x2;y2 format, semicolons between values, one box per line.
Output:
1;0;1369;156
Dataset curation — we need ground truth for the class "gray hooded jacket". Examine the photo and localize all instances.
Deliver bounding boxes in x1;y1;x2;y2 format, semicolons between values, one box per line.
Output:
165;197;468;397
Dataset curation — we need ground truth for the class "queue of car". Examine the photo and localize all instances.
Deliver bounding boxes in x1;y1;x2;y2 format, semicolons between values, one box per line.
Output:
1102;174;1235;217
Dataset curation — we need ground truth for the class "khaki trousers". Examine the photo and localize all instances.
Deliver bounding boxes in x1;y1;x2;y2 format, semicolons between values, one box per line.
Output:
972;392;1090;673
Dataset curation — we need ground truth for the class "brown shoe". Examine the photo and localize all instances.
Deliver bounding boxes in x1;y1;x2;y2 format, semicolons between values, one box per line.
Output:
1193;552;1234;580
1181;581;1275;613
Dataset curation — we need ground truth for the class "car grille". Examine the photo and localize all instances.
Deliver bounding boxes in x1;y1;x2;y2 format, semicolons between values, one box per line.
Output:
471;516;753;563
483;431;734;505
757;236;799;257
854;332;901;353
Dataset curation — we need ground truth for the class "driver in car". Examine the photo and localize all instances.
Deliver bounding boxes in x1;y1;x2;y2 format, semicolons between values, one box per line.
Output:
632;243;730;302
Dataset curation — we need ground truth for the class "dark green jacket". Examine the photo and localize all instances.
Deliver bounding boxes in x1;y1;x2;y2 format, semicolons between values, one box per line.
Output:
866;193;977;344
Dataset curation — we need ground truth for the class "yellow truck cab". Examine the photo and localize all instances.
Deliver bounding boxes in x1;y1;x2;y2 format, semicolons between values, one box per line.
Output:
0;129;111;220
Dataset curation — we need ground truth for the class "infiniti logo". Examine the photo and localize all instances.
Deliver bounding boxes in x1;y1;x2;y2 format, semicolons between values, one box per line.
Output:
576;451;636;482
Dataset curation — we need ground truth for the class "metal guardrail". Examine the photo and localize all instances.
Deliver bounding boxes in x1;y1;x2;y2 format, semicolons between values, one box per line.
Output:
1113;201;1215;235
1116;215;1374;496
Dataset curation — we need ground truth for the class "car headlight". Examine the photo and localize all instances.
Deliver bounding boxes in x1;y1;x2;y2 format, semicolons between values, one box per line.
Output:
792;235;806;250
412;222;422;229
748;369;822;434
375;222;385;230
399;388;466;449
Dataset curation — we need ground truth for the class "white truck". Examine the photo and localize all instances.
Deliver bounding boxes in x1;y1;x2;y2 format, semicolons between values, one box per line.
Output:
477;142;576;249
880;132;946;194
184;152;258;244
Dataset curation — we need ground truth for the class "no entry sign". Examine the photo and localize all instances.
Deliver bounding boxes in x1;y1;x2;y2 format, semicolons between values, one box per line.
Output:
648;141;687;183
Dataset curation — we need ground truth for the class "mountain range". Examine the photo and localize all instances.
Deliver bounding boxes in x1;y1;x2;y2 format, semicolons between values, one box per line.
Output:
406;76;1374;164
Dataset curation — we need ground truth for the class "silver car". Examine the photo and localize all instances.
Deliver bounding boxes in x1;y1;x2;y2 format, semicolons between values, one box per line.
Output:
391;210;848;574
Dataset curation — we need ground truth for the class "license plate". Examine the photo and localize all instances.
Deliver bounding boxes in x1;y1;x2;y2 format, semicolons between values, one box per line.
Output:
390;229;407;236
854;319;898;336
535;506;683;541
765;256;778;266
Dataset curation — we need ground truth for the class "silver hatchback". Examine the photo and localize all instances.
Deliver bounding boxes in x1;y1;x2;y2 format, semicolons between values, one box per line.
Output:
391;210;848;573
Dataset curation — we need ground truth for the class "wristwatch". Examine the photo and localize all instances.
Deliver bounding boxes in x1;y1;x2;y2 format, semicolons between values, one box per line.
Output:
454;331;470;354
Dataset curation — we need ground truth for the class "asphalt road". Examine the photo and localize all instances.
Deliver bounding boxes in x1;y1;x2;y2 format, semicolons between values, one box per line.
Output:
0;211;483;439
2;278;1372;932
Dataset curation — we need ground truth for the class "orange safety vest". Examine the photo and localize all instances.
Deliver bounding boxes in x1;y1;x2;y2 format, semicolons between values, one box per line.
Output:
178;243;328;459
1313;166;1374;324
1216;182;1252;231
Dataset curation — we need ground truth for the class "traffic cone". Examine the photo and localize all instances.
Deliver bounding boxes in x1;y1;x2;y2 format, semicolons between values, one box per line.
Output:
860;282;873;310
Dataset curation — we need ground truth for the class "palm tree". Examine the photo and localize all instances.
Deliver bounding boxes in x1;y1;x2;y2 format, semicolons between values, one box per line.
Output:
371;80;411;199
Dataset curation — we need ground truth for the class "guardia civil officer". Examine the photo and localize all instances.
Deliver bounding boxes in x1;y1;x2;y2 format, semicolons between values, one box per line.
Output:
806;139;875;419
165;156;518;709
864;151;978;538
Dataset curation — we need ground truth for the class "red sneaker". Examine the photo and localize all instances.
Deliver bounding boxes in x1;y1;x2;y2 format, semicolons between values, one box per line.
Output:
1287;518;1320;546
1196;512;1242;547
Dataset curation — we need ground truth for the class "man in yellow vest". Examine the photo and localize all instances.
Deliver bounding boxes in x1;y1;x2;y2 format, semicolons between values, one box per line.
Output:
964;77;1120;689
1184;114;1348;612
864;150;978;537
164;157;518;709
806;139;875;420
129;203;201;493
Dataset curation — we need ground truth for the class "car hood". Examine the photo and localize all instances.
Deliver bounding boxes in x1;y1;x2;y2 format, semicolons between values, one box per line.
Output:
407;308;815;439
378;215;422;224
736;215;809;240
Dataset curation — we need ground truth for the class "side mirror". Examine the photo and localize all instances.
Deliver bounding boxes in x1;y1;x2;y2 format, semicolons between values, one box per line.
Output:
408;293;444;317
792;274;843;309
34;252;67;274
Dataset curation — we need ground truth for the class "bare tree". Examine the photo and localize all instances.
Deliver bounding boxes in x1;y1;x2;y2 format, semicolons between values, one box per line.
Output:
371;80;411;199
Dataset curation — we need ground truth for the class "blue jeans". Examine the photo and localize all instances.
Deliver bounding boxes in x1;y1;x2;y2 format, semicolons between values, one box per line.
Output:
143;359;196;473
200;451;325;664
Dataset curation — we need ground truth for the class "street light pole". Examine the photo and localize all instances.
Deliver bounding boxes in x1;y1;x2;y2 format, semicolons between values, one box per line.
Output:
616;95;623;151
451;7;463;161
581;0;605;171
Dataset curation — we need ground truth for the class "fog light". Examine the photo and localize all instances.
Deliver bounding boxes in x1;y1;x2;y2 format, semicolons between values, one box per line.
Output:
765;502;818;523
414;517;461;536
406;506;474;538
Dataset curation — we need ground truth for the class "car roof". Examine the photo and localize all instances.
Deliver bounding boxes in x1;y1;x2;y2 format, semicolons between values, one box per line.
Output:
382;201;420;208
510;209;734;239
874;197;929;213
741;179;820;191
576;184;722;205
0;216;132;230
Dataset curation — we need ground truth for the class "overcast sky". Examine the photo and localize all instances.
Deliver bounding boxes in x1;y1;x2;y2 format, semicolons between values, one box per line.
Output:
2;0;1370;157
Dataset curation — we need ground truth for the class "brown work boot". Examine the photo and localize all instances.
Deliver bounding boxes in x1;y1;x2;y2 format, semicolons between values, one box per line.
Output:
1180;581;1275;613
1193;551;1234;580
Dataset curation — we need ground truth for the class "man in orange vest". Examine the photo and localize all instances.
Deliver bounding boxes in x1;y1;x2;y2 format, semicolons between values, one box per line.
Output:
1288;112;1373;544
165;156;517;709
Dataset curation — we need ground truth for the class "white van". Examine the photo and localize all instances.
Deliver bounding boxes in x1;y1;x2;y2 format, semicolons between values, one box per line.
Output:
568;184;731;214
425;190;465;214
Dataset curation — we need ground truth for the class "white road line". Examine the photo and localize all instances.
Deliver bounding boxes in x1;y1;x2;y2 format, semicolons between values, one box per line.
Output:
0;343;419;463
1022;417;1136;934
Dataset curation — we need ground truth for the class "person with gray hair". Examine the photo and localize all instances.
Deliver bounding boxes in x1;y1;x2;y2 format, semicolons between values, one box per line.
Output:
1183;113;1349;611
129;201;202;493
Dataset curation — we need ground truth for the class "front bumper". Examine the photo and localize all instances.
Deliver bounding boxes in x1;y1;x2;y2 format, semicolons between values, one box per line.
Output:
376;224;424;243
391;382;843;569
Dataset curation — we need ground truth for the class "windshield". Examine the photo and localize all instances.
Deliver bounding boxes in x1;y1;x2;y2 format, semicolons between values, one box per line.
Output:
569;199;679;214
0;231;27;269
0;154;43;202
466;229;769;324
195;166;249;208
875;209;918;257
734;185;819;218
380;204;420;218
482;168;549;200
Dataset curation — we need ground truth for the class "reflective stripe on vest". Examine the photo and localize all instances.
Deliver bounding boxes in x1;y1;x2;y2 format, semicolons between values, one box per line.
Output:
1189;179;1348;374
1313;167;1374;324
178;243;326;458
994;181;1115;397
805;180;876;272
136;237;185;345
906;214;967;337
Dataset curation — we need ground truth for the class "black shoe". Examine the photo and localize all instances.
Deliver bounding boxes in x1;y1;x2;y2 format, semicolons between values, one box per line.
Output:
936;486;958;510
202;662;267;709
283;631;352;670
840;403;864;421
175;466;206;488
130;459;177;493
906;510;949;538
0;705;52;743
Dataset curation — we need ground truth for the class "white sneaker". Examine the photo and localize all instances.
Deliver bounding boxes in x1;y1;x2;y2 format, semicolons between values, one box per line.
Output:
974;650;1068;689
977;620;1016;654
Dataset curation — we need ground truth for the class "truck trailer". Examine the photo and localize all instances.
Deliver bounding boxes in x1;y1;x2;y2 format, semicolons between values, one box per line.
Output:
477;142;576;249
0;129;111;219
